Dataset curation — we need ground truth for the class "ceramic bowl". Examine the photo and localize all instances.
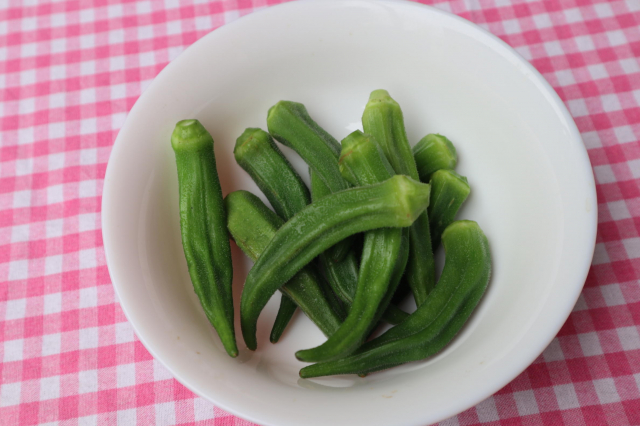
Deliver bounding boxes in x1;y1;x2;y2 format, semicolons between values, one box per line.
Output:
102;2;597;425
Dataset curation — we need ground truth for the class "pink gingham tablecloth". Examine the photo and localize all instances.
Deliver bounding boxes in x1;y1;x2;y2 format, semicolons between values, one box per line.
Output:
1;0;639;425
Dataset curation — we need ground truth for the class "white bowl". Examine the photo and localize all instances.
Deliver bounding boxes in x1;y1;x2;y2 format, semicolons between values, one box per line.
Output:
102;1;597;425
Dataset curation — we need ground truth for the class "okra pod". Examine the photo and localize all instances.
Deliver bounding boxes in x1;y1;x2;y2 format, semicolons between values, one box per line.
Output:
241;175;431;350
312;168;409;326
296;225;408;363
234;128;310;220
267;101;345;192
267;101;351;262
319;248;409;325
311;169;360;316
234;128;312;342
295;131;411;363
361;90;416;178
335;132;412;320
310;167;358;298
340;132;409;320
225;191;342;338
413;134;458;182
171;120;237;357
318;244;359;305
358;222;485;351
362;90;436;306
270;296;298;343
309;167;332;202
428;169;470;250
310;169;354;266
382;300;410;324
299;220;491;378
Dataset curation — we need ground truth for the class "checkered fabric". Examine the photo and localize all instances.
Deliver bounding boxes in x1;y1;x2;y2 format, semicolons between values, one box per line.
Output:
0;0;638;424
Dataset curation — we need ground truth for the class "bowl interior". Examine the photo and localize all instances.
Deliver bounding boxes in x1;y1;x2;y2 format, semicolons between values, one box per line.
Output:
102;2;596;425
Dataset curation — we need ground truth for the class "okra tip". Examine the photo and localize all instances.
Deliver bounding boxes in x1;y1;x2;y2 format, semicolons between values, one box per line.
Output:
241;319;258;351
432;169;470;188
267;100;300;122
339;130;368;156
366;89;399;107
431;133;458;158
338;130;368;166
368;89;391;101
234;127;268;154
171;119;213;152
442;219;481;240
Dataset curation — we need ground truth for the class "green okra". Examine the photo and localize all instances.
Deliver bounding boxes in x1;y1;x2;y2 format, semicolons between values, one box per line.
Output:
405;215;435;306
296;131;411;363
234;128;310;220
374;229;410;327
296;223;408;363
225;191;342;338
319;249;409;325
241;175;431;350
309;167;333;202
381;299;410;324
313;256;350;322
319;249;358;304
171;120;237;357
267;101;345;192
337;132;395;185
413;134;458;182
335;132;412;320
234;127;312;342
267;101;351;263
357;221;487;351
429;169;471;251
361;90;416;178
309;169;352;263
299;220;491;378
312;167;409;326
362;90;436;306
233;130;347;324
310;168;358;308
270;296;298;343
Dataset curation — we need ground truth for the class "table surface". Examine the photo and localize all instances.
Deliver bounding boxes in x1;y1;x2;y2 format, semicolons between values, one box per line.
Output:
1;0;639;425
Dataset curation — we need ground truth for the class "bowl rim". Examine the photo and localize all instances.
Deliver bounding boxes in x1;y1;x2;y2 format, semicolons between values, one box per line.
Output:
102;1;597;424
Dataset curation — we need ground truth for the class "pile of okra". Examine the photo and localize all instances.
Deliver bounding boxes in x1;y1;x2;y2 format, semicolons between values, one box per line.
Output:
171;90;491;378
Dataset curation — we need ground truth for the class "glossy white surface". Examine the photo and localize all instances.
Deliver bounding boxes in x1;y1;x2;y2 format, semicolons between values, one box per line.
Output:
102;1;597;425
